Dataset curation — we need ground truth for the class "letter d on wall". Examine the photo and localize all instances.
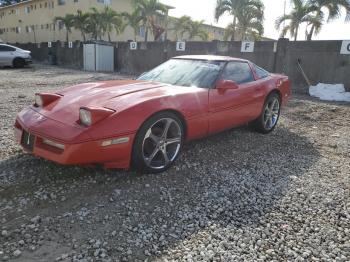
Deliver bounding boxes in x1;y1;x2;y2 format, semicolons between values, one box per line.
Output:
241;41;254;53
130;42;138;50
340;40;350;54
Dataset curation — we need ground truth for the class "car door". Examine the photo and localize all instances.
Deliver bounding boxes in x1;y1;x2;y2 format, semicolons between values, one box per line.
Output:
208;61;264;134
0;45;16;66
251;63;273;112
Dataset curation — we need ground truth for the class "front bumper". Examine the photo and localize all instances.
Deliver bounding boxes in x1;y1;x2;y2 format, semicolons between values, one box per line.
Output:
15;108;134;169
24;58;32;64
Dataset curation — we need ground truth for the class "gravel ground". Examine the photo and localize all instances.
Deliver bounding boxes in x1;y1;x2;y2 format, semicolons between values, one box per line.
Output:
0;64;349;262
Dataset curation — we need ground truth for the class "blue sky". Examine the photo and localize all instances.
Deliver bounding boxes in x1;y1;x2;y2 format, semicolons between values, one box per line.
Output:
161;0;350;40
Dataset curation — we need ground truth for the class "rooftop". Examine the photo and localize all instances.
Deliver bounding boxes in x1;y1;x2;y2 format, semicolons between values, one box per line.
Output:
174;55;248;62
0;0;32;9
0;0;175;10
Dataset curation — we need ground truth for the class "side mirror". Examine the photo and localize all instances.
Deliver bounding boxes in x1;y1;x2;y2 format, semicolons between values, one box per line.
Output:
216;80;239;91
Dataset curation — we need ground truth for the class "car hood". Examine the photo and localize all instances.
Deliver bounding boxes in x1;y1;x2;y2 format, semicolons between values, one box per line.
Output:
32;80;169;125
16;48;31;54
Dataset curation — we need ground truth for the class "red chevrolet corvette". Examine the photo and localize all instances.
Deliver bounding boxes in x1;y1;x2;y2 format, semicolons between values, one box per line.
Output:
15;55;291;173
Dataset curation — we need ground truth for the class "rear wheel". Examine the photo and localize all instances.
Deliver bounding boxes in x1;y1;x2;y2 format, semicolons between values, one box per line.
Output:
132;112;184;174
253;93;281;134
13;58;25;68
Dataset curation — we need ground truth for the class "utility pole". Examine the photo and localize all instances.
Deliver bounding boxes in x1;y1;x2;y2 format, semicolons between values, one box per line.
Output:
283;0;286;29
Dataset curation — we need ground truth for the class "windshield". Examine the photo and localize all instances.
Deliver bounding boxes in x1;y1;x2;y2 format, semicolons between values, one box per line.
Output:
137;59;226;89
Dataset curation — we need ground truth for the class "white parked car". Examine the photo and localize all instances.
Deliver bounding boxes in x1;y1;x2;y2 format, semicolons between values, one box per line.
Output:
0;44;32;68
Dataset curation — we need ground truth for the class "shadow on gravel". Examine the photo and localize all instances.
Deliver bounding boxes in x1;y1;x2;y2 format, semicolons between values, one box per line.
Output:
0;66;33;70
0;126;320;261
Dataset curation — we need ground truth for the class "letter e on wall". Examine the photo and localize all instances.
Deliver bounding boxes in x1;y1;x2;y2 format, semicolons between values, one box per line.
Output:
176;42;186;51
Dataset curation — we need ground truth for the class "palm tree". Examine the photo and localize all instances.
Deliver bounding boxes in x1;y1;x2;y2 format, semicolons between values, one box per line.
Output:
188;20;209;41
100;6;124;42
122;10;143;41
54;14;75;43
275;0;314;41
306;0;350;40
223;23;236;40
172;16;192;40
73;10;89;42
305;13;324;39
133;0;168;42
215;0;264;41
85;7;102;40
234;5;264;40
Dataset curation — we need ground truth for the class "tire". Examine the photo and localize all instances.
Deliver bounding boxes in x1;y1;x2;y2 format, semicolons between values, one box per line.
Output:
132;112;184;174
252;93;281;134
13;58;25;68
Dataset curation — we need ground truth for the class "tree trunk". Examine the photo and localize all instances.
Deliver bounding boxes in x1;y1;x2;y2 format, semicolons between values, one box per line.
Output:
66;30;69;43
231;16;237;41
242;27;246;41
307;25;314;41
108;32;111;42
33;29;36;43
294;26;299;41
145;26;148;43
308;9;321;41
82;32;86;42
164;11;169;42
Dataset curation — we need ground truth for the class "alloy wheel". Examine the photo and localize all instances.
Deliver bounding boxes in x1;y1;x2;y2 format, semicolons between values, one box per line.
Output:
142;118;182;170
263;97;280;130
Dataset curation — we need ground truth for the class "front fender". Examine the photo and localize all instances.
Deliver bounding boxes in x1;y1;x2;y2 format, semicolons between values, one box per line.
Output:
85;90;209;141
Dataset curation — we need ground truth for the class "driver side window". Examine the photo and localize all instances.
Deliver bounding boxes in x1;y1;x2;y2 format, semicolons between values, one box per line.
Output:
0;45;16;52
220;62;255;84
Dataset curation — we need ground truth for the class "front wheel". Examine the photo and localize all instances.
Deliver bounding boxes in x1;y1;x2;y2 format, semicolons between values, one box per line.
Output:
13;58;25;68
253;93;281;134
132;112;184;174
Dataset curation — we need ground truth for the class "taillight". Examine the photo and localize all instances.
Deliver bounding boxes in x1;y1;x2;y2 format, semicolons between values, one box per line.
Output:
277;79;283;87
34;93;62;107
14;120;22;130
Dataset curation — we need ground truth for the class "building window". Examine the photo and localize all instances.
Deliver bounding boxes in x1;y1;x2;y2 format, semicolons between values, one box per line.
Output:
16;27;21;33
57;20;64;30
97;0;111;4
58;0;65;5
24;6;30;14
